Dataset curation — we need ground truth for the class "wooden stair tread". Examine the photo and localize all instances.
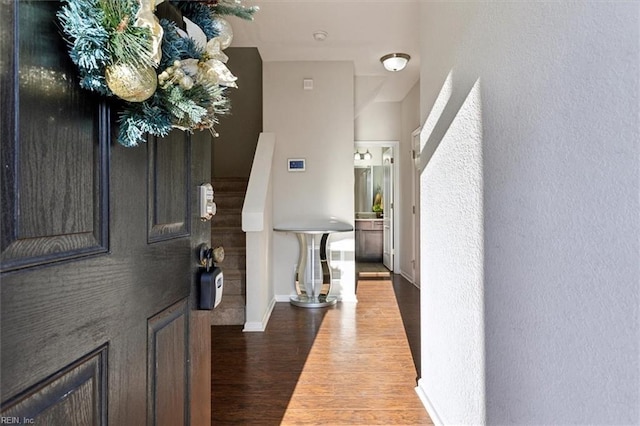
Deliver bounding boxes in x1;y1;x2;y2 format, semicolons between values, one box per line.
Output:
210;178;248;325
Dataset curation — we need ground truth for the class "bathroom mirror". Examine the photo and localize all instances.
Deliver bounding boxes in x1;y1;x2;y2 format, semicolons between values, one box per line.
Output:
354;166;372;217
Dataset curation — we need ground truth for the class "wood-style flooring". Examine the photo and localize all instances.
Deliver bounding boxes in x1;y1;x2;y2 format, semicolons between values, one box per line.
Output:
211;273;430;425
356;262;392;279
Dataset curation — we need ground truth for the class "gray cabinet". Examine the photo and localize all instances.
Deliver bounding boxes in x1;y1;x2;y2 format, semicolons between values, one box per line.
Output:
355;220;383;262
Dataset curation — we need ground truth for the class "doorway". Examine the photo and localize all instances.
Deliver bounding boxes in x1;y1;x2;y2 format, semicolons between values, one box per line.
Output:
411;127;421;288
353;141;399;279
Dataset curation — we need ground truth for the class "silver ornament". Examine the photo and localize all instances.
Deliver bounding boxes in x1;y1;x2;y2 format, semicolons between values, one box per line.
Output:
212;17;233;49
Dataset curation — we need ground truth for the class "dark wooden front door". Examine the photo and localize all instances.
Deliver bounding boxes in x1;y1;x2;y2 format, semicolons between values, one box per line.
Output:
1;1;211;424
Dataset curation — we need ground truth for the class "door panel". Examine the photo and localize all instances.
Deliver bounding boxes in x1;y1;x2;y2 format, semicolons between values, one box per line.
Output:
1;1;211;424
1;0;108;271
148;135;191;242
148;300;188;426
1;345;107;426
189;311;212;426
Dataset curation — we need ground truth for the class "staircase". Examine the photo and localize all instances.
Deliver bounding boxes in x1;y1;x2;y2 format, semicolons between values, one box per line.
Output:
210;177;248;325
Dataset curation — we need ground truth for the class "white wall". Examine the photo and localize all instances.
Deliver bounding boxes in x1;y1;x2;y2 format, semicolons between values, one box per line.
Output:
242;133;275;332
418;80;486;425
264;61;355;301
355;101;401;141
399;82;420;281
417;2;640;425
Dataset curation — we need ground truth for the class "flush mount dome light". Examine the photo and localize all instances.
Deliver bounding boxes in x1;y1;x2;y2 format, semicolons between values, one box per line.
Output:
380;53;410;72
313;30;328;41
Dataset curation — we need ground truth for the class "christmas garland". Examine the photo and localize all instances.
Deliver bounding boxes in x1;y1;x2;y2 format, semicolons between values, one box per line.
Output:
58;0;257;147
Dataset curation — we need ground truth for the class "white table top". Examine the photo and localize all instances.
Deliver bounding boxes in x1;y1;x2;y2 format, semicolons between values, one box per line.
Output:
274;219;353;234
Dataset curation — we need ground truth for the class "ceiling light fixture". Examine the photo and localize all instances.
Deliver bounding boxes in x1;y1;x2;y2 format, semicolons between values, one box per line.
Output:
313;30;328;42
380;53;411;72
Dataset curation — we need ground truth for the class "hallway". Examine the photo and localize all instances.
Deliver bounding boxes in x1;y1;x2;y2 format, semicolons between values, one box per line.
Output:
211;275;430;425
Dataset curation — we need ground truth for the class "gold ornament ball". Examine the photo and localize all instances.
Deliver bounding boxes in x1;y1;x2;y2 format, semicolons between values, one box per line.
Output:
105;63;157;102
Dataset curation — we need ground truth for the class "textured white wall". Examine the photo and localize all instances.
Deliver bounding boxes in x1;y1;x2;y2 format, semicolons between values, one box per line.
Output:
264;61;355;300
419;81;486;425
418;2;640;425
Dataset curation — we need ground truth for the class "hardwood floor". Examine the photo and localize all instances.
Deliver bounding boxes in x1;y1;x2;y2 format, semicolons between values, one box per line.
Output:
390;272;421;378
211;275;430;425
356;262;392;279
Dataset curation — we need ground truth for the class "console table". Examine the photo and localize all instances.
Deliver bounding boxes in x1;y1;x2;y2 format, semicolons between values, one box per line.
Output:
274;219;353;308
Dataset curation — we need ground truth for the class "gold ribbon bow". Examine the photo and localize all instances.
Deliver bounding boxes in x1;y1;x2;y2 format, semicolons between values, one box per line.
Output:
181;37;238;88
135;0;163;65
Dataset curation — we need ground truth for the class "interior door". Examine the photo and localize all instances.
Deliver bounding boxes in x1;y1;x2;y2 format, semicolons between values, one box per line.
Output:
412;128;421;288
1;2;210;424
382;148;393;270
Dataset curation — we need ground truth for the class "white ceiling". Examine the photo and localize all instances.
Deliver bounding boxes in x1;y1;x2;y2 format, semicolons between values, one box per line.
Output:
228;0;420;105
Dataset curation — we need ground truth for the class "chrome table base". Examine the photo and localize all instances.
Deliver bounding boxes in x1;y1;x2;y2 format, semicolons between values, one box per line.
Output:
290;295;337;308
274;219;353;309
291;233;336;308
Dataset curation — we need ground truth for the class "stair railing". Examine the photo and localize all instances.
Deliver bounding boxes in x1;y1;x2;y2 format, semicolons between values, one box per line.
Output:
241;132;276;331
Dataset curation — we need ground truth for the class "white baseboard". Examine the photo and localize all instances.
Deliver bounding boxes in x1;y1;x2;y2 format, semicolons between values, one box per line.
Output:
400;269;421;289
400;269;413;282
243;298;276;332
275;294;292;302
415;379;444;426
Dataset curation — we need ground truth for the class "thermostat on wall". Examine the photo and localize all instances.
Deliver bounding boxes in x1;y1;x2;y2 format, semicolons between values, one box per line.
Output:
287;158;306;172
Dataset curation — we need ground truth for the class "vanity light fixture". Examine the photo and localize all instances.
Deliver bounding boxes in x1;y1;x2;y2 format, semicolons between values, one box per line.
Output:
380;53;410;72
354;150;373;160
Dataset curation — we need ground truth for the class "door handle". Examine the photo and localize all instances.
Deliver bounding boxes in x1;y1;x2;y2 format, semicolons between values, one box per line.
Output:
198;243;224;267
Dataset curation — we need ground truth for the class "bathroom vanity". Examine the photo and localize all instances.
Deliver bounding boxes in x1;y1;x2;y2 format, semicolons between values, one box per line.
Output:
355;218;383;262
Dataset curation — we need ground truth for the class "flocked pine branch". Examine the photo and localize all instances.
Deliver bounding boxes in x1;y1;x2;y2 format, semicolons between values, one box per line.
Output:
159;19;203;70
118;95;174;146
165;86;208;126
204;83;231;117
214;0;259;20
58;0;108;69
100;0;154;67
58;0;154;94
58;0;111;93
